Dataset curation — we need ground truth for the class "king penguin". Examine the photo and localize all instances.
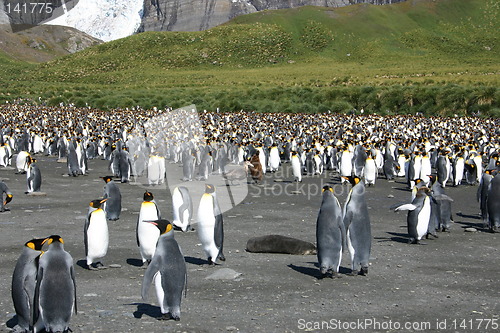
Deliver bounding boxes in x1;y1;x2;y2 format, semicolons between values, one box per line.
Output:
316;186;345;278
395;187;432;244
182;150;196;182
26;156;42;193
197;184;225;264
343;176;371;275
102;176;122;221
33;235;77;333
11;237;47;333
84;198;109;269
142;219;187;321
0;180;13;212
137;191;161;265
487;172;500;233
172;186;193;232
291;151;302;182
363;151;377;186
16;151;30;174
477;170;493;228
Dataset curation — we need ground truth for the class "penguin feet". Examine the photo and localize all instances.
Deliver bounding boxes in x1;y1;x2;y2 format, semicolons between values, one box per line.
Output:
157;313;180;321
217;253;226;262
359;267;368;276
426;232;439;239
0;208;9;212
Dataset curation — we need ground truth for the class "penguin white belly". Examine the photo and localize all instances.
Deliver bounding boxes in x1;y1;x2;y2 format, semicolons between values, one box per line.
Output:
197;198;219;259
138;205;160;261
413;158;422;181
420;158;432;185
364;159;377;185
454;159;464;186
148;157;162;185
0;147;6;167
397;156;406;177
153;272;166;314
340;153;352;179
16;152;29;172
416;198;431;240
314;155;322;175
87;211;109;262
473;156;482;183
291;157;302;181
269;149;280;171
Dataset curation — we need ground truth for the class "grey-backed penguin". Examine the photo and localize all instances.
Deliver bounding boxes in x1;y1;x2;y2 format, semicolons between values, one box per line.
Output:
26;156;42;193
395;187;432;244
11;238;47;333
141;220;187;321
477;170;494;228
487;172;500;232
33;235;77;333
0;180;13;212
343;176;371;275
136;191;161;265
84;198;109;270
172;186;193;232
102;176;121;221
316;186;345;278
182;150;196;181
197;184;225;264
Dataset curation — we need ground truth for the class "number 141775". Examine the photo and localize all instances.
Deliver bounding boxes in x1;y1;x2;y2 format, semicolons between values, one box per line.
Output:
452;319;498;330
5;2;53;14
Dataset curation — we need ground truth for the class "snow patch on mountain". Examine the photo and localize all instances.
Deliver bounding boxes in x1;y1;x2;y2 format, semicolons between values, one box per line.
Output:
46;0;144;42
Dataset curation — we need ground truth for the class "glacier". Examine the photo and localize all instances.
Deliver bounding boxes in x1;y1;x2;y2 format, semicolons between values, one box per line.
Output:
45;0;144;42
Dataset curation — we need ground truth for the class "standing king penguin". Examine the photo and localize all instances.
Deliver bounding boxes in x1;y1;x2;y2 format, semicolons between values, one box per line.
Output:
487;173;500;233
172;186;193;232
84;199;109;270
343;176;371;275
136;191;161;265
395;187;432;244
102;176;122;221
197;184;225;264
11;238;46;333
33;235;77;333
26;156;42;193
316;186;345;278
142;220;187;321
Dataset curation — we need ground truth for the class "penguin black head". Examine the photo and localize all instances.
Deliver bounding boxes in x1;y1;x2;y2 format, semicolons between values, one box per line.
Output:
342;176;361;186
322;185;334;193
89;198;107;209
101;176;113;183
143;191;154;201
205;184;215;194
4;193;13;205
147;219;173;235
43;235;64;245
25;237;48;251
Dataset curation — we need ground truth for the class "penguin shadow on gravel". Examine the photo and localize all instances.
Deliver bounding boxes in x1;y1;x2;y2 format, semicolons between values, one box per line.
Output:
454;213;491;232
288;263;351;280
126;258;144;267
131;303;162;319
184;256;210;266
5;316;17;330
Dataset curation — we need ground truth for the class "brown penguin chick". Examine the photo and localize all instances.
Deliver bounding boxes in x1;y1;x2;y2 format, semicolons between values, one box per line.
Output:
249;153;263;184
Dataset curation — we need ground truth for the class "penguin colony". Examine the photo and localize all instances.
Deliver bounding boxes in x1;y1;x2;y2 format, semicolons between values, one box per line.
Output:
1;102;500;331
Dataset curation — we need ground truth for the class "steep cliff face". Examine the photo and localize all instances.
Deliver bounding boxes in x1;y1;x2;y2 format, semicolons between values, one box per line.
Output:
139;0;403;32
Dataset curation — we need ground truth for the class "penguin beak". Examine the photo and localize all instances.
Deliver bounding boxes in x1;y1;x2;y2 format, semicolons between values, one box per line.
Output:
100;198;108;204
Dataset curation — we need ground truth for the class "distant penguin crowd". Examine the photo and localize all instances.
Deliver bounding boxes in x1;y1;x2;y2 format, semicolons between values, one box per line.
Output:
2;101;500;330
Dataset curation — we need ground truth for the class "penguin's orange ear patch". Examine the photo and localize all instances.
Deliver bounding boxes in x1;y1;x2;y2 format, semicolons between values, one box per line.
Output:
27;242;35;250
165;223;173;234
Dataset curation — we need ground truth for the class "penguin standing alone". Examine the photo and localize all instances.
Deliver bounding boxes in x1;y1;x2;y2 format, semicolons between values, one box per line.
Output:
197;184;225;264
291;151;302;182
395;187;432;244
137;191;161;265
142;219;187;321
102;176;122;221
84;199;109;269
26;156;42;193
33;235;77;333
316;186;345;278
343;176;371;275
11;238;47;333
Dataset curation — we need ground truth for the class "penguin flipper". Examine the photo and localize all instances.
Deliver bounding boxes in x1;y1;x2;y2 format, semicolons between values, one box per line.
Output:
214;213;224;258
141;256;160;301
433;194;454;202
31;265;43;329
84;216;90;256
135;215;140;247
394;204;417;211
70;265;78;314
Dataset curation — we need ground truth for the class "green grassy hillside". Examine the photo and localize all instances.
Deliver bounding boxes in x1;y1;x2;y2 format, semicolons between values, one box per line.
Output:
0;0;499;115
